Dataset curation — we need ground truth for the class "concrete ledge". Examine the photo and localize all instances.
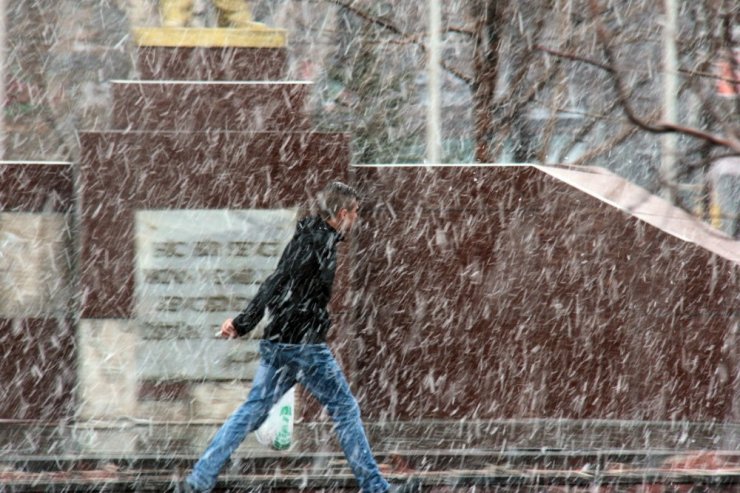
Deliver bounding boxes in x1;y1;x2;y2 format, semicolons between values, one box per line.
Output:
1;451;739;492
1;419;738;493
2;420;738;490
2;419;738;456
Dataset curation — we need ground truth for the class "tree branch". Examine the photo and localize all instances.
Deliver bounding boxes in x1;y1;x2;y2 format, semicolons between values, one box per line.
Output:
485;61;562;162
441;62;473;85
587;0;740;153
447;25;474;36
325;0;473;85
324;0;403;35
535;45;614;73
553;93;624;163
537;45;740;86
678;67;740;85
570;114;650;167
538;43;739;148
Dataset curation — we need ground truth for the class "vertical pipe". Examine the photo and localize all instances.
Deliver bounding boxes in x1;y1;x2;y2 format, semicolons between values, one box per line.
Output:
426;0;442;164
661;0;678;202
0;0;5;160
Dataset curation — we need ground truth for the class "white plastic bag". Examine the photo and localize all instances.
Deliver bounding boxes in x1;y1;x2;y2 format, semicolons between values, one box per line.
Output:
254;386;295;450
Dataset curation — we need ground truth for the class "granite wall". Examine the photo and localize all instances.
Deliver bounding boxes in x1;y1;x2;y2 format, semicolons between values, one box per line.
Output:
345;165;738;422
0;162;75;420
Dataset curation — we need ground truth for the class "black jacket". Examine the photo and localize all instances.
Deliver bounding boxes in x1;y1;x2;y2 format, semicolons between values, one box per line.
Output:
232;216;342;344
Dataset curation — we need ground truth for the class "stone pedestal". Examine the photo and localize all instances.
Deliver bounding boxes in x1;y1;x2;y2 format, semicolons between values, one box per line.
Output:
5;23;737;462
110;80;311;132
132;27;287;80
77;28;350;426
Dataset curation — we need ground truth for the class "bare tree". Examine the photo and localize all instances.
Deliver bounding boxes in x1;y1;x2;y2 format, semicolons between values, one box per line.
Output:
6;0;737;220
302;0;737;221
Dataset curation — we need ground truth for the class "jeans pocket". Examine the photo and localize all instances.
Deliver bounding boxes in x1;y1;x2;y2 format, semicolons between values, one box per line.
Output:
259;340;277;363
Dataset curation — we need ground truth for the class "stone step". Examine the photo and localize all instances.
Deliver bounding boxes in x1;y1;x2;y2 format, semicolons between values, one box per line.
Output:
4;472;739;493
132;27;288;81
2;452;739;492
111;81;311;132
5;449;740;473
2;423;738;491
136;47;286;82
3;420;738;456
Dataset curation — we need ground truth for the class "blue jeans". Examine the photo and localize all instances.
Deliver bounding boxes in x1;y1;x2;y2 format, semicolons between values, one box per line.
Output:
187;341;389;493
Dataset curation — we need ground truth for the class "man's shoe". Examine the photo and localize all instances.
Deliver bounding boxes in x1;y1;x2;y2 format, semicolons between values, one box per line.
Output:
388;478;422;493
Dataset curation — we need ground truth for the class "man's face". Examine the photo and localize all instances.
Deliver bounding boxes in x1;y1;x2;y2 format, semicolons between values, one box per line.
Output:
337;201;360;234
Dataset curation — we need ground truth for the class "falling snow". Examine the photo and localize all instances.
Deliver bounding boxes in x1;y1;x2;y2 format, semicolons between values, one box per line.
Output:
0;0;738;491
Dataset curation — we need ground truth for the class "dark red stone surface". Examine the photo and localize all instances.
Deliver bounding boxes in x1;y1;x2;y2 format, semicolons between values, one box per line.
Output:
77;146;735;423
136;47;287;81
0;163;75;420
0;162;73;212
345;165;738;422
137;379;191;401
111;81;310;132
72;38;739;428
0;318;76;420
78;130;350;319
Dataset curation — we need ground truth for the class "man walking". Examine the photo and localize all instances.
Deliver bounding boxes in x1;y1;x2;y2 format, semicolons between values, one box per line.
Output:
181;182;413;493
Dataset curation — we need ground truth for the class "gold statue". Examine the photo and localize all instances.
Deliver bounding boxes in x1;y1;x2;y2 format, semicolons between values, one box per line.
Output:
159;0;267;29
129;0;287;48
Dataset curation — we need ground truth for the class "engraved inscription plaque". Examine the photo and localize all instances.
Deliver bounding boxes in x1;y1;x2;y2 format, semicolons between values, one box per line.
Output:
134;209;297;380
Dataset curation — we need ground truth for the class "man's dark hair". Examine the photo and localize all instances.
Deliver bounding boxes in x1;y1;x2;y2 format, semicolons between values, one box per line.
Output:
316;182;360;220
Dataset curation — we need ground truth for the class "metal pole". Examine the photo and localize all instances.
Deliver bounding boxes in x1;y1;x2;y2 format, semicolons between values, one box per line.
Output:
661;0;678;202
426;0;442;164
0;0;5;160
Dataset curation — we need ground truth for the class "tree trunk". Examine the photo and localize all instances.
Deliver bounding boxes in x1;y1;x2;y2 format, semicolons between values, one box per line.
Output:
472;0;506;162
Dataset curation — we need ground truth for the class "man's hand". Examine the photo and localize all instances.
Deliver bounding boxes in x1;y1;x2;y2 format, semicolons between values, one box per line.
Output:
219;318;238;339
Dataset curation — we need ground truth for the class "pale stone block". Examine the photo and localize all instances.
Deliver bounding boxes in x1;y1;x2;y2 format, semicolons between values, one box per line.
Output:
73;427;138;455
136;400;191;421
189;423;264;451
77;319;139;420
0;213;70;317
190;381;250;420
234;433;267;452
134;209;296;336
136;338;261;380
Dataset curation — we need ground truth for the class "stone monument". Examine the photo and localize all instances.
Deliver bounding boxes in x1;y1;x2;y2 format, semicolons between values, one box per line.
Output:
2;1;738;462
75;8;349;452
